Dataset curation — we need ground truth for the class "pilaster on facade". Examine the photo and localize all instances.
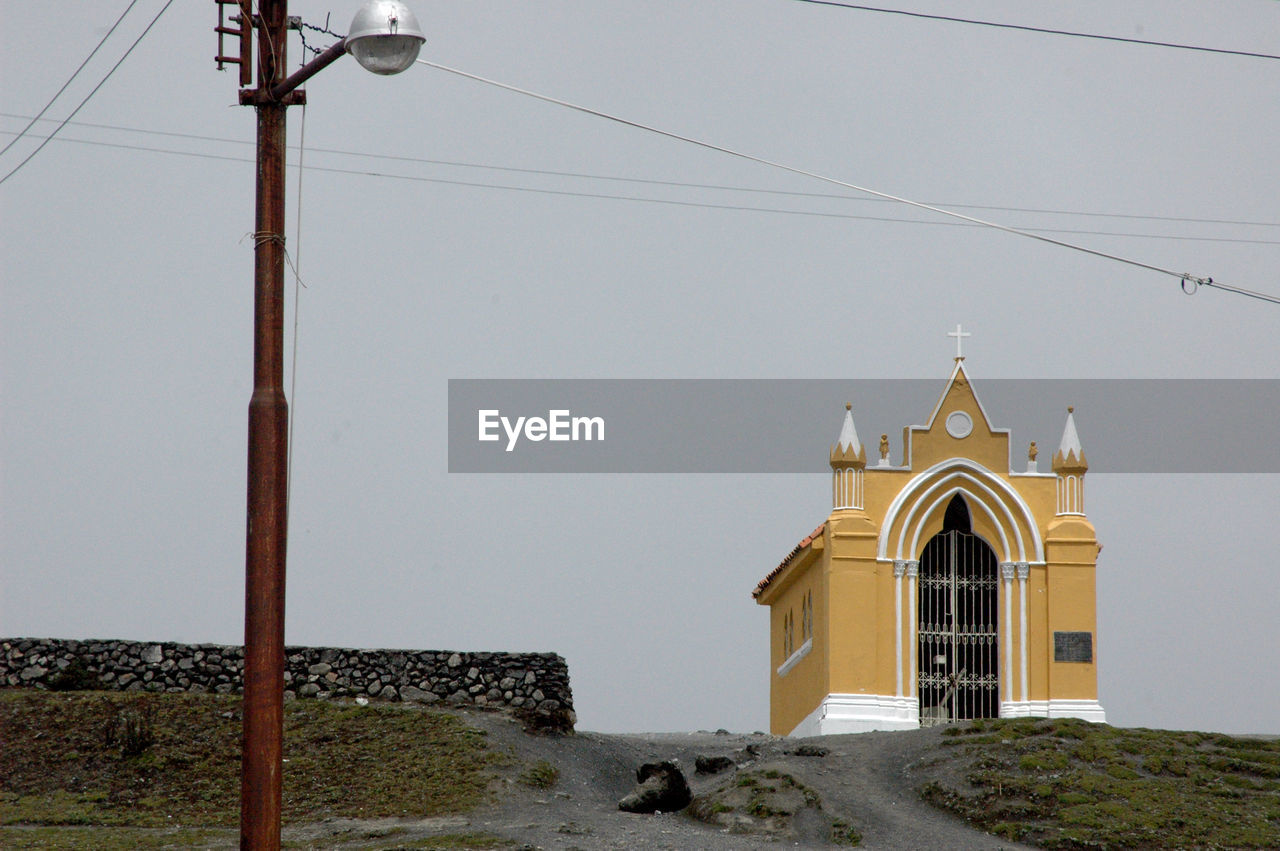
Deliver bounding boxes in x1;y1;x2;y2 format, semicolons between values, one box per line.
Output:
905;560;918;702
894;560;906;697
1016;561;1030;703
1000;562;1015;702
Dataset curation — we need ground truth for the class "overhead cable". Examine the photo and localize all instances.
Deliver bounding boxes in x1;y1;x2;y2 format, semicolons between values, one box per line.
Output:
0;0;141;159
0;0;174;187
4;112;1279;231
8;128;1280;248
786;0;1280;61
416;58;1280;305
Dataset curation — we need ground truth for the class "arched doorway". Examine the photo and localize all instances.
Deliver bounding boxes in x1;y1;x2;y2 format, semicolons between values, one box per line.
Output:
917;494;999;725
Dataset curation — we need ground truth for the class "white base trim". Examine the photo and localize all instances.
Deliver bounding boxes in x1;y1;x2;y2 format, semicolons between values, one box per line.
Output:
789;695;1107;737
1001;699;1106;723
788;694;920;737
1047;699;1107;723
1000;700;1048;718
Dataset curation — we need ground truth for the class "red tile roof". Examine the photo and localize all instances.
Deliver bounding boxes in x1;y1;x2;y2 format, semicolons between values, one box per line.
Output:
752;522;825;599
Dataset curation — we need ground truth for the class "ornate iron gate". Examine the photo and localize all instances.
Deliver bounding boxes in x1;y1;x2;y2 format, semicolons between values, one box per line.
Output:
917;522;999;725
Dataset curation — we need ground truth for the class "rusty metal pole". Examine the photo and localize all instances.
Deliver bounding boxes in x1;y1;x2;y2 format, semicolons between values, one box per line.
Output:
242;0;289;848
230;5;420;845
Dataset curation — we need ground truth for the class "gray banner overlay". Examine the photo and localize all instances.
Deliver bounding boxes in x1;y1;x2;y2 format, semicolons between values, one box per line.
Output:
448;379;1278;474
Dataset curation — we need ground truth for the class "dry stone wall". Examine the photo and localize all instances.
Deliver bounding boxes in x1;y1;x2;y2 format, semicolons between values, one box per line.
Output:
0;638;573;718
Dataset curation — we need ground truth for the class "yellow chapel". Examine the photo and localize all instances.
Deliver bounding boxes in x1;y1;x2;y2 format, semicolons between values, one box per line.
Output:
754;347;1105;736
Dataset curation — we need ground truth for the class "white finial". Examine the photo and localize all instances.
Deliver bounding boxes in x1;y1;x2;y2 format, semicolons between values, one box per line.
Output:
1058;406;1083;459
947;323;971;360
836;403;861;453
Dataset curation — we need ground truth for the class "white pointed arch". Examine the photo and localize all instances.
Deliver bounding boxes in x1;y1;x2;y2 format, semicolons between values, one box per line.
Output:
877;458;1045;564
907;486;1008;561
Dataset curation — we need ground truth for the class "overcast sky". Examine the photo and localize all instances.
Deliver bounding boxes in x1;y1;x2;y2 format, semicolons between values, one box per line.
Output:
2;1;1278;734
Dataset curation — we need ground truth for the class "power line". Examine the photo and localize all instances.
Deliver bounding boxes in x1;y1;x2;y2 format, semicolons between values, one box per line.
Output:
0;0;174;187
4;19;1273;305
9;128;1280;248
416;57;1280;306
0;0;141;159
785;0;1280;61
5;113;1278;232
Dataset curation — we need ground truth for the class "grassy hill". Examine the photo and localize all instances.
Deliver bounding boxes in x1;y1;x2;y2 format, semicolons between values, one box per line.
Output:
0;690;504;849
3;690;1279;849
919;716;1280;848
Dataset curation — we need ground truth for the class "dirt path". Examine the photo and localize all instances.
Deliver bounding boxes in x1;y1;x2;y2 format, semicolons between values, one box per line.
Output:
21;709;1031;849
412;711;1034;850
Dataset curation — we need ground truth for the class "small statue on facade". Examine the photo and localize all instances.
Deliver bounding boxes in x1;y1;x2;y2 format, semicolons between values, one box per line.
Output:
879;433;890;464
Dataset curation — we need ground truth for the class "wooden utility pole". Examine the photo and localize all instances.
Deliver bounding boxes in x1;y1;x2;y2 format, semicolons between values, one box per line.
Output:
240;0;291;847
221;2;421;844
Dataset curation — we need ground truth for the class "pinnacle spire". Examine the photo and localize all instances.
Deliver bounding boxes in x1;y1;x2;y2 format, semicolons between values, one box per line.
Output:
830;402;866;509
830;402;867;470
836;402;861;454
1052;406;1087;472
1058;406;1082;457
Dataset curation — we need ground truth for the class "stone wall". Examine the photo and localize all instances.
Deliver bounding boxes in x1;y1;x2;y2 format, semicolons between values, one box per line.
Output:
1;638;573;721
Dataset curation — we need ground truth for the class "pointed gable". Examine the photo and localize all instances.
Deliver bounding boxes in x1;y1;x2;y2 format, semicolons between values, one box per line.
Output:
901;360;1012;474
923;360;996;435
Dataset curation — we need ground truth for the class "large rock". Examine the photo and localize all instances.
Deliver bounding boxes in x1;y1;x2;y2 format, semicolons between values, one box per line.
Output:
399;684;438;703
19;665;47;683
618;761;692;814
695;754;735;775
687;767;834;842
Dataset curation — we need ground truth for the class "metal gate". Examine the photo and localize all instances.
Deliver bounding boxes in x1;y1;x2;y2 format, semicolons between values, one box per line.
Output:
917;524;999;725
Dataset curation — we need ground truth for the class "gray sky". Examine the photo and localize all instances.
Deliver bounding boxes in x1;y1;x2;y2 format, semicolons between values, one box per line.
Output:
2;1;1278;734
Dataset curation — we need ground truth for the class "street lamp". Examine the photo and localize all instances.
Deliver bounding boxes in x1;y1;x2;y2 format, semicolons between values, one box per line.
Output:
346;0;426;74
232;2;423;849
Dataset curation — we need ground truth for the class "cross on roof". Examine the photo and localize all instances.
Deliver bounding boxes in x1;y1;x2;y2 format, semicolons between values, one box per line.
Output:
947;323;971;360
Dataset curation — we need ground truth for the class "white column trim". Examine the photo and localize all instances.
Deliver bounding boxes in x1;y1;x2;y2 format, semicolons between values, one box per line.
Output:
894;560;906;697
833;467;865;510
1017;561;1029;703
906;560;919;704
1000;562;1015;704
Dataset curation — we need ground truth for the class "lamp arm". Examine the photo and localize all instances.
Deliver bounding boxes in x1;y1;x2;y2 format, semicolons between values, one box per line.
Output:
270;38;348;101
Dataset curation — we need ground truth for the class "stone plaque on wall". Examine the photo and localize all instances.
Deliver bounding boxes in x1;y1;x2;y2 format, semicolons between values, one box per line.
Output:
1054;631;1093;663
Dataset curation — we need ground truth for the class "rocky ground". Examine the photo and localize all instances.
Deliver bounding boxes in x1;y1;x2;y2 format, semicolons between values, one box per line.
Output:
287;709;1031;850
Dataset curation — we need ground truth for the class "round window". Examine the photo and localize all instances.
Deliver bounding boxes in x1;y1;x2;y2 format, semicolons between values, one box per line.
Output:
945;410;973;439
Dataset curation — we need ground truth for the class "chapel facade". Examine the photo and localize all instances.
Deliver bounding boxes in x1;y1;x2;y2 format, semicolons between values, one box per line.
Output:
753;355;1105;736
